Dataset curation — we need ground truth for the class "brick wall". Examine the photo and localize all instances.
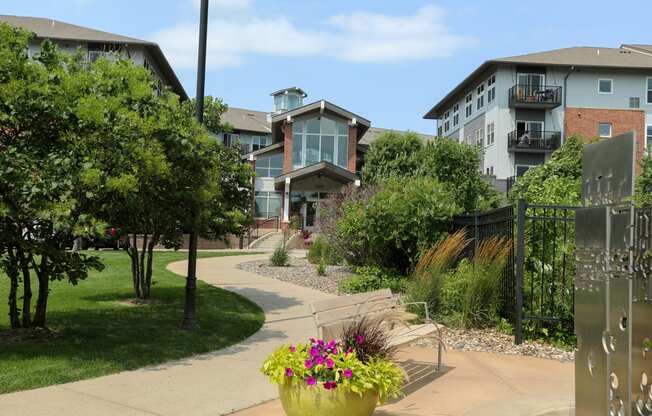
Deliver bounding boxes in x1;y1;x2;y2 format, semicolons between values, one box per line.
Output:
348;125;357;173
283;122;293;173
564;107;646;157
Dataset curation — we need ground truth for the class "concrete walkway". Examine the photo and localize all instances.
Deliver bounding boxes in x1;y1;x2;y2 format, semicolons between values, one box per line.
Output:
0;253;334;416
232;346;574;416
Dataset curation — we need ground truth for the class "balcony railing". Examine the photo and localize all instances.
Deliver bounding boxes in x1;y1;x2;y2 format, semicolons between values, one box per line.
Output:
508;84;562;108
507;130;561;152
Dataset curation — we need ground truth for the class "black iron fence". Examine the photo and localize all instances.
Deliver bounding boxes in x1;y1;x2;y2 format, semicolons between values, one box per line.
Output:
508;84;562;107
514;200;578;344
507;130;561;152
453;205;515;321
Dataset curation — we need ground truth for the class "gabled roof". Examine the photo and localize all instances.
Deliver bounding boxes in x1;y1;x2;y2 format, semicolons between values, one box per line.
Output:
0;15;188;100
222;107;271;134
424;45;652;120
273;161;357;186
271;100;371;127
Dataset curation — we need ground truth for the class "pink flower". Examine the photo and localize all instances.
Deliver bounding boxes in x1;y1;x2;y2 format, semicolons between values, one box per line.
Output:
285;368;294;377
356;335;365;345
310;347;320;357
315;356;324;365
306;377;316;386
304;360;313;369
289;345;296;352
323;381;337;390
343;368;353;378
326;358;334;369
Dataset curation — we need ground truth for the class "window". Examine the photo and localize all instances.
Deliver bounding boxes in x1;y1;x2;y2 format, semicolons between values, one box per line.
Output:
486;122;495;146
598;122;612;138
598;79;613;94
476;84;485;110
630;97;640;108
647;125;652;154
465;93;473;117
235;134;270;153
254;191;281;218
453;104;460;127
487;75;496;103
291;117;349;169
475;128;484;147
465;135;472;146
437;125;443;136
443;110;450;132
255;153;283;178
516;120;544;138
647;78;652;104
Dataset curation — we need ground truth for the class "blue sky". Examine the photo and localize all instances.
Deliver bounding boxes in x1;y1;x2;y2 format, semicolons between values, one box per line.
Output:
3;0;652;133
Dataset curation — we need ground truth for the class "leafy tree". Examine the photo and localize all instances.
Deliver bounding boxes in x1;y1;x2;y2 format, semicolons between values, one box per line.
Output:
419;138;502;212
334;178;461;274
361;133;500;212
635;154;652;208
361;131;423;184
0;24;105;328
508;135;584;205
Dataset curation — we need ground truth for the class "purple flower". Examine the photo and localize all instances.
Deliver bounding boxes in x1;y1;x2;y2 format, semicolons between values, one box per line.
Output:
315;356;324;365
323;381;337;390
310;347;320;357
356;335;365;345
317;339;325;346
289;345;296;352
327;340;337;349
309;338;316;344
285;368;294;377
306;377;316;386
343;368;353;378
304;360;314;369
326;358;334;369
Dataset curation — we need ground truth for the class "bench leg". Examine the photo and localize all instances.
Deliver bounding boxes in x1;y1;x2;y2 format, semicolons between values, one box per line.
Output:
437;341;443;371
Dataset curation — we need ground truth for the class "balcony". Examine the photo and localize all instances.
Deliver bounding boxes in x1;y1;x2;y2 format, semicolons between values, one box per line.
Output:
507;130;561;153
508;84;562;109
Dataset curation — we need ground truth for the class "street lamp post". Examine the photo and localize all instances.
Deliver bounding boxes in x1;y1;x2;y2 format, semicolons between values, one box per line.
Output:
182;0;209;330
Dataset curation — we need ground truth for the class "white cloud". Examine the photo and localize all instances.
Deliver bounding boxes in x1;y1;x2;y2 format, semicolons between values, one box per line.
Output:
153;3;472;70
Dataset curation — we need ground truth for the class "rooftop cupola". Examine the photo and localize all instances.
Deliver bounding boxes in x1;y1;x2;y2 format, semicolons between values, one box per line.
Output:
271;87;307;114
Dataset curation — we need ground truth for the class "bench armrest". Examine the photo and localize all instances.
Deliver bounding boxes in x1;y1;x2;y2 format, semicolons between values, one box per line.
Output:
397;301;430;321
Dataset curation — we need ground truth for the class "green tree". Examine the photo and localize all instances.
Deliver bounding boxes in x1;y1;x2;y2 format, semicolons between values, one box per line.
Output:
508;135;584;205
419;138;502;212
361;131;423;184
635;154;652;208
335;177;461;274
0;24;105;328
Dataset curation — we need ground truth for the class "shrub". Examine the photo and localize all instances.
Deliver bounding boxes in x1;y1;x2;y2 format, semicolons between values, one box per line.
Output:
341;317;399;363
270;244;289;267
338;266;406;294
361;131;424;185
308;236;341;265
335;177;461;273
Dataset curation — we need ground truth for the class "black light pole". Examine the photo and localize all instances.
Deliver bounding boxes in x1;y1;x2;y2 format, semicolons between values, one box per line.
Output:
182;0;209;330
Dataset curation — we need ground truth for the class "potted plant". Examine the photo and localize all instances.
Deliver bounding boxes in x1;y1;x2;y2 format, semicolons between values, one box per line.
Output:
261;321;404;416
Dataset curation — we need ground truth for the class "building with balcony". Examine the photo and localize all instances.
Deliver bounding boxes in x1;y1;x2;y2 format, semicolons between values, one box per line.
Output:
424;45;652;185
0;15;188;100
220;88;434;230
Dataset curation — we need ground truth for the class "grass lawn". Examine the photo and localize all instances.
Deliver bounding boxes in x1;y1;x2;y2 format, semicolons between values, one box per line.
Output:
0;250;265;394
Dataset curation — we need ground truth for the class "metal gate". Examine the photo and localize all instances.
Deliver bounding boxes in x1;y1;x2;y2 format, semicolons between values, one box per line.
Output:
514;200;578;344
453;205;515;322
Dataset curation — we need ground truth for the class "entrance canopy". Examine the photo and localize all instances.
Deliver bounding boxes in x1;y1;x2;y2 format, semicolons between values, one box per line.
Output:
273;161;357;192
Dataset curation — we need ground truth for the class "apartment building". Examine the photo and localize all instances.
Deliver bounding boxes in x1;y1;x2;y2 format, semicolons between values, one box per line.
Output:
0;15;188;100
424;45;652;183
220;88;434;230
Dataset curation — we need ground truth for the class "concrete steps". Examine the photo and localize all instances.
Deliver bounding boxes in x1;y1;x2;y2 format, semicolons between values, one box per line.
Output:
248;231;285;250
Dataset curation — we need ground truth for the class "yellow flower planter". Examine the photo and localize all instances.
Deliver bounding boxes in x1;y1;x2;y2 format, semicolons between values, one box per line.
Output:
279;383;378;416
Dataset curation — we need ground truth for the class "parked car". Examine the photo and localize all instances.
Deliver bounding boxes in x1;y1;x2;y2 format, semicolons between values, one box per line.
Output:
89;227;130;250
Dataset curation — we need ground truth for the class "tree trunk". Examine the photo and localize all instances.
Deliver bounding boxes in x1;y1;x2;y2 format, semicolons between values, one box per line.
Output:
6;251;21;329
129;233;141;298
18;248;32;328
139;233;148;299
32;258;49;328
143;233;159;299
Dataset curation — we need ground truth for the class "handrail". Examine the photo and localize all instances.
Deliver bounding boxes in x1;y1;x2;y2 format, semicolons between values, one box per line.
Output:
508;84;562;106
507;130;561;151
247;215;279;243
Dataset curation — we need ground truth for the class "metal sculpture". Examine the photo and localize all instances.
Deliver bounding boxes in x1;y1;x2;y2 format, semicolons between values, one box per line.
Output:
575;131;652;416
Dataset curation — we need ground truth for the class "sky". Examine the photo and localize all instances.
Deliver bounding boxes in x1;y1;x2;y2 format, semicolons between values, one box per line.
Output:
3;0;652;134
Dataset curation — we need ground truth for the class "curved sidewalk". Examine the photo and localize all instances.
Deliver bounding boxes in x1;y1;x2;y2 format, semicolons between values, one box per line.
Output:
0;253;334;416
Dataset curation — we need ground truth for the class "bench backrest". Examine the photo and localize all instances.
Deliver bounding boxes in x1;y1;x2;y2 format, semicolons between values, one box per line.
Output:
309;289;397;338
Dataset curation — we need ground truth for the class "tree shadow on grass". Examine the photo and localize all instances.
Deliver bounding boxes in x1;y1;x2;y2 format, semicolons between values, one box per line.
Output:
0;284;265;394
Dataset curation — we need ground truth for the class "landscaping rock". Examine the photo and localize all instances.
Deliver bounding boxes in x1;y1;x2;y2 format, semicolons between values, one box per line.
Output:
412;326;574;363
237;258;352;295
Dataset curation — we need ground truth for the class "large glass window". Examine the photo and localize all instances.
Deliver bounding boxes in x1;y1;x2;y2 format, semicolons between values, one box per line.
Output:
646;125;652;154
647;78;652;105
291;116;349;169
236;134;271;153
254;191;281;218
255;153;283;177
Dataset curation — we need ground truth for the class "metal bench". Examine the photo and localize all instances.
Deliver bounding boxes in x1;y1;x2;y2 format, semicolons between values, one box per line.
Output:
309;289;444;371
